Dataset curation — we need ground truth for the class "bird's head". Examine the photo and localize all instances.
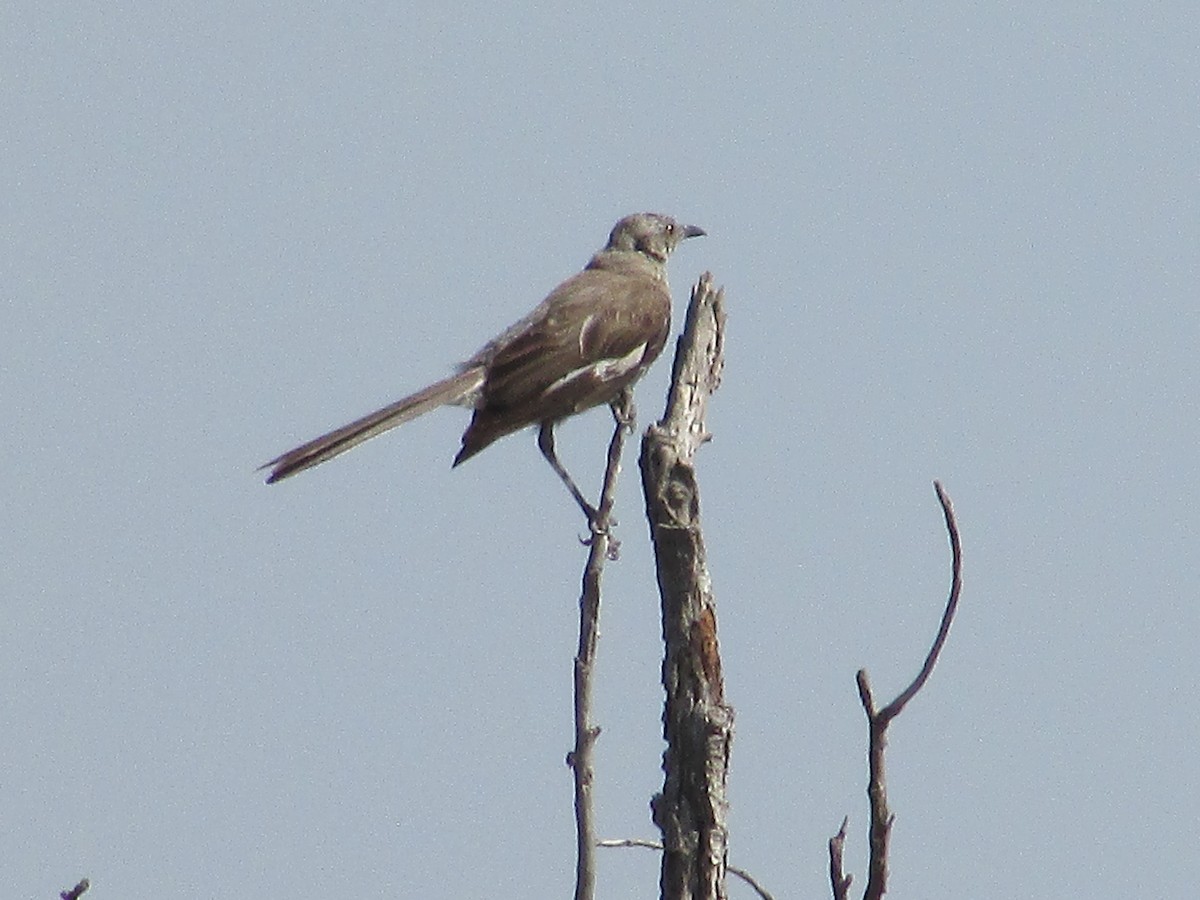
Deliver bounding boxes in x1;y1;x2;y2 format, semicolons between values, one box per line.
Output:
606;213;706;263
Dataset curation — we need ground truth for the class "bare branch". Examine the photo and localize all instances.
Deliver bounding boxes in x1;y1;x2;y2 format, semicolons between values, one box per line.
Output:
568;392;635;900
598;837;664;851
598;839;776;900
727;860;775;900
832;481;964;900
828;817;852;900
878;480;963;724
641;273;732;900
859;670;892;900
59;879;89;900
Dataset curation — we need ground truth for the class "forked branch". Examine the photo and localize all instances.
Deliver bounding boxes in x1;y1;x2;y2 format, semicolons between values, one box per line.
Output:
830;481;964;900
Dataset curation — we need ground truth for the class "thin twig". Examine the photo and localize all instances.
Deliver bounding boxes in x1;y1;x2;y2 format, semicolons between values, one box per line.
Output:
598;837;663;850
878;480;963;724
569;390;634;900
727;861;774;900
598;839;775;900
60;879;89;900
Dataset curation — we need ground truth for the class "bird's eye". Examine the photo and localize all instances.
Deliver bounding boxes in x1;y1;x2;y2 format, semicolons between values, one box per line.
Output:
666;223;675;235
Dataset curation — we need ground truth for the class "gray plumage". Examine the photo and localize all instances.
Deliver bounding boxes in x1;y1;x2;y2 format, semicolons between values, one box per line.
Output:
263;213;704;494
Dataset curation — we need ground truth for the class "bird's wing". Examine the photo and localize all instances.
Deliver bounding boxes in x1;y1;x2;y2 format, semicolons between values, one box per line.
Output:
480;269;671;410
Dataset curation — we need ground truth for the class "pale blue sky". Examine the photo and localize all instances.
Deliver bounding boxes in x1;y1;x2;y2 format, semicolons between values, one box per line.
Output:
5;3;1199;898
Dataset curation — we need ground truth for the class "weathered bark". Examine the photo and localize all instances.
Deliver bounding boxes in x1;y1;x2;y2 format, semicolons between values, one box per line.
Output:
640;273;733;900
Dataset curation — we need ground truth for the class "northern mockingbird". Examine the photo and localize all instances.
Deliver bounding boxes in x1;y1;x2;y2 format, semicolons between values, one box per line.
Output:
263;212;705;520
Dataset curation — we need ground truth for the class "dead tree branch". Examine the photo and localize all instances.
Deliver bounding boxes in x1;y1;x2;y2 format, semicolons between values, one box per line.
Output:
598;838;775;900
876;481;963;725
568;390;635;900
829;818;852;900
640;272;732;900
830;480;963;900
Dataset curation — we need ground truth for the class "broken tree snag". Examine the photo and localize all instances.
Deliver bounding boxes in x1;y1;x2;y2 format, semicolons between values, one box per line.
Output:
640;273;732;900
829;818;852;900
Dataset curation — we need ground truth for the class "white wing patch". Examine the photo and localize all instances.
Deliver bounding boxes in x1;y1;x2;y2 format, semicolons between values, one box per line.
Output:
545;343;647;396
578;313;599;355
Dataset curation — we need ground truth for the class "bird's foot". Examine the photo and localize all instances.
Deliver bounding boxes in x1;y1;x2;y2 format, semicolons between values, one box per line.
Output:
610;391;636;431
579;505;621;559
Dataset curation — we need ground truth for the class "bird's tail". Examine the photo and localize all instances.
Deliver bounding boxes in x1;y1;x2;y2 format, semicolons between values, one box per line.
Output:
262;367;485;483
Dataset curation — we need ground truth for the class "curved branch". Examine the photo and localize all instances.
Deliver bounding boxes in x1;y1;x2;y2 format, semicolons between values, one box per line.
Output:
831;481;964;900
878;480;963;724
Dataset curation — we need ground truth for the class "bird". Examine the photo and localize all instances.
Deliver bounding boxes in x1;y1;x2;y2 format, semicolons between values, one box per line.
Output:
263;212;705;521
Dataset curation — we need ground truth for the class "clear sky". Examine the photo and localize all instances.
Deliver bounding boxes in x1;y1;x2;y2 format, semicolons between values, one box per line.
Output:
5;3;1199;898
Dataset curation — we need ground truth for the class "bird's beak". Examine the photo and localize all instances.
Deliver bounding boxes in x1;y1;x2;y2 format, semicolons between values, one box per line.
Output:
682;224;706;239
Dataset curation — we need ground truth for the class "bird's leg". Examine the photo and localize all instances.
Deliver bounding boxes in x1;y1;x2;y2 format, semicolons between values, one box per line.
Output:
537;421;603;529
610;387;636;431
